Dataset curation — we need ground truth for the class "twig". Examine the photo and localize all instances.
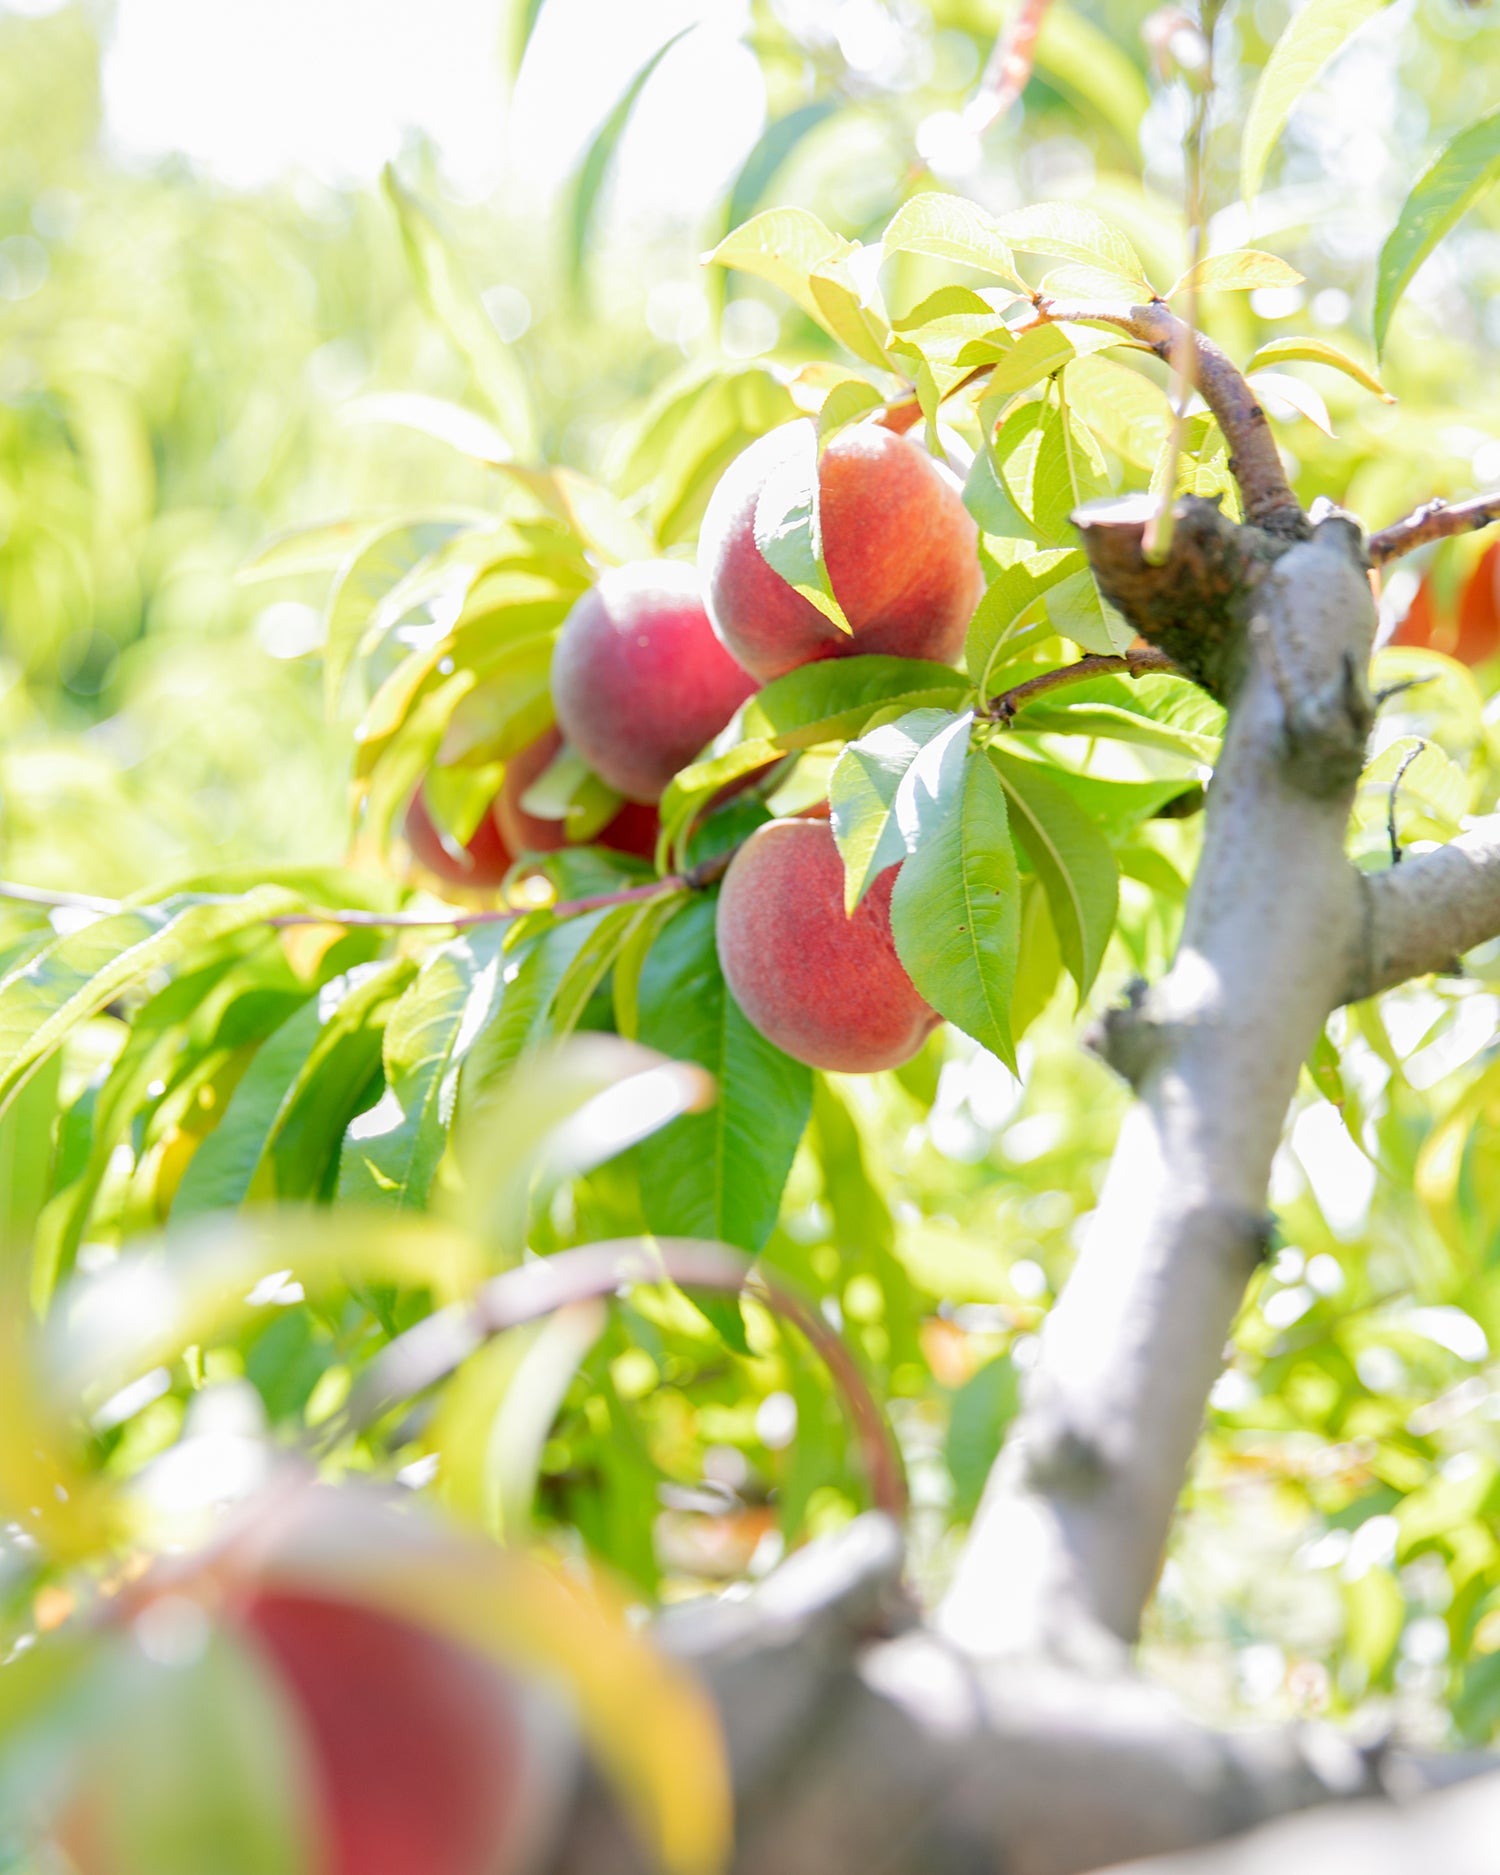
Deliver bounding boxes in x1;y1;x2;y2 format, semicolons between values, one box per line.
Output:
1368;492;1500;566
964;0;1056;137
1387;740;1427;867
982;647;1178;723
1021;298;1305;539
0;880;123;916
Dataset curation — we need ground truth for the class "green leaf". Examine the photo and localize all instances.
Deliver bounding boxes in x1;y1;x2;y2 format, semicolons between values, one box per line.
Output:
383;167;537;459
1169;249;1304;297
739;653;970;747
548;901;643;1038
706;206;854;324
989;749;1118;998
567;29;692;294
1240;0;1389;204
993;203;1151;296
966;549;1082;688
1044;566;1133;656
237;517;386;585
946;1354;1020;1520
1374;107;1500;356
83;1630;316;1875
262;961;416;1202
1245;336;1394;401
1005;760;1204;840
882;193;1025;289
992;397;1107;545
323;516;467;720
983;325;1077;398
459;911;615;1106
723;101;840;237
886;285;1015;369
635;897;812;1256
752;419;851;633
829;709;959;913
612;893;687;1041
817;377;886;443
1009;671;1223;760
1059;356;1173;470
502;0;549;79
807;263;894;369
340;392;514;465
0;1051;59;1251
890;742;1022;1070
0;890;301;1120
338;926;508;1209
171;996;322;1222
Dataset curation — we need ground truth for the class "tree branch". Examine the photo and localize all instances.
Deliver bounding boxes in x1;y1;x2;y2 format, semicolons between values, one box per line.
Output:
1345;814;1500;1000
1022;299;1307;540
964;0;1055;137
981;647;1178;722
1368;492;1500;566
940;515;1376;1660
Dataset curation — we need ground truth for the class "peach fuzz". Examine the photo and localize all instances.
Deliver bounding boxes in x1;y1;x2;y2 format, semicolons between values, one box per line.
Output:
715;816;939;1073
551;560;757;804
697;419;983;682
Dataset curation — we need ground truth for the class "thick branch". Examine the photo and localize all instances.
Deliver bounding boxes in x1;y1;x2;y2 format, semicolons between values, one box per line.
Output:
941;516;1377;1659
1026;298;1307;540
1369;492;1500;566
1345;814;1500;1000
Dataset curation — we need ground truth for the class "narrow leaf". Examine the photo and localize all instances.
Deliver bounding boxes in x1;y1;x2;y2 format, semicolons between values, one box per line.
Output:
1246;335;1393;401
890;746;1022;1070
829;709;959;913
1374;107;1500;355
568;29;692;293
752;419;850;632
1169;248;1304;297
1241;0;1389;204
338;926;508;1209
635;897;811;1255
383;168;537;459
723;101;840;237
989;748;1118;998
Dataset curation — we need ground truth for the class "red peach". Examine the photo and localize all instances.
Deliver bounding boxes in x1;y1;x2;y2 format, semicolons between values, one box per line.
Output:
697;420;983;681
715;817;939;1073
551;560;757;803
494;727;660;860
242;1591;530;1875
403;785;512;889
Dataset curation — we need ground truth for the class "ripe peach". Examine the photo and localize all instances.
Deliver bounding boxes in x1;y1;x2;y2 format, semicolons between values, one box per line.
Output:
715;817;939;1072
1390;543;1500;667
697;420;983;681
494;727;660;860
243;1591;530;1875
403;785;511;889
551;560;757;803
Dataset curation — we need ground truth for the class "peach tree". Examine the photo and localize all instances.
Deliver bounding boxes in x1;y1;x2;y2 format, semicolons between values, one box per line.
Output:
5;3;1500;1873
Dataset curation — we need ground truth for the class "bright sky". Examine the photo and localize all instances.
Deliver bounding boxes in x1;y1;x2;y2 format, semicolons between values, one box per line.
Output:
92;0;766;221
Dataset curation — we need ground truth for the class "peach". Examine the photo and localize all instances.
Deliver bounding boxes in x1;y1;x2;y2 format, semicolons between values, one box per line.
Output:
403;784;511;889
242;1591;530;1875
1389;542;1500;667
494;726;660;860
551;560;757;803
697;419;983;681
715;816;939;1073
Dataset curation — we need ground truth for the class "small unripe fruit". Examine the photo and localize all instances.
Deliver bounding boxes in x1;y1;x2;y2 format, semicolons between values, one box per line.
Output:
403;785;512;889
552;560;757;803
698;420;983;681
494;727;660;860
716;817;939;1073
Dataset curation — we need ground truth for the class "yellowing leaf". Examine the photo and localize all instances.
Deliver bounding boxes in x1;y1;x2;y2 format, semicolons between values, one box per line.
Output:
1169;249;1304;297
1247;335;1394;401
